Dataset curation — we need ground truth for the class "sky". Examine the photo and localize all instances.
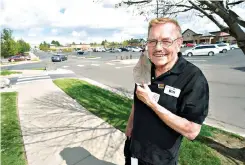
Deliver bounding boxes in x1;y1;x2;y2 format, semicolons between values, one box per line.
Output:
1;0;245;46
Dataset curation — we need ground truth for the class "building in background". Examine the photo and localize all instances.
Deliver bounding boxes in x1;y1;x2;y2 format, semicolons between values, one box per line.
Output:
209;31;236;44
182;29;237;45
182;29;200;44
49;43;91;51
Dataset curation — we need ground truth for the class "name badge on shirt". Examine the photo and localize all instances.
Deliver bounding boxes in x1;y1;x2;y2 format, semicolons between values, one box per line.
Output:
164;85;181;98
131;157;138;165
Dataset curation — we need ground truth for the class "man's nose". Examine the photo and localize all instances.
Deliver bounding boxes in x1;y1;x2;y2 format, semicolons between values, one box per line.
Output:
155;41;163;52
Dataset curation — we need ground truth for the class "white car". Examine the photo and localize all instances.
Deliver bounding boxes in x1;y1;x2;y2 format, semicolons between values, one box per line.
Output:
111;48;122;53
131;47;142;52
94;47;106;52
183;45;220;57
230;44;239;50
215;43;230;53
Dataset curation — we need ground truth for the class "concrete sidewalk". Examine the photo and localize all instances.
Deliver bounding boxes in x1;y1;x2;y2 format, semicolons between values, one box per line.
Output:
17;78;126;165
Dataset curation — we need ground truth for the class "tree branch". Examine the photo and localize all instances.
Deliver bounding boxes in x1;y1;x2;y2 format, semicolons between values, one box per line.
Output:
201;1;245;28
161;8;193;15
229;9;245;28
228;0;244;6
195;13;205;18
225;0;229;10
188;0;228;31
164;4;193;8
123;0;152;5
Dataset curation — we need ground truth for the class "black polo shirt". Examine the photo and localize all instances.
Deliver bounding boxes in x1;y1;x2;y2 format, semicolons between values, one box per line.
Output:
130;53;209;165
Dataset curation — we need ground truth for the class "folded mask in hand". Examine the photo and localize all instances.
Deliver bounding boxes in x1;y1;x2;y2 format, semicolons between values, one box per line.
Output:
133;50;151;85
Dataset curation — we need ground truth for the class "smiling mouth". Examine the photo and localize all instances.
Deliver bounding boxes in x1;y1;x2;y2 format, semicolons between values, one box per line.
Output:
153;54;167;57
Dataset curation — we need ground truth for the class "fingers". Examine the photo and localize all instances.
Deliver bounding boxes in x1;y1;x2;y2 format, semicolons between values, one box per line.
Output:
143;83;149;89
136;83;151;93
136;84;144;91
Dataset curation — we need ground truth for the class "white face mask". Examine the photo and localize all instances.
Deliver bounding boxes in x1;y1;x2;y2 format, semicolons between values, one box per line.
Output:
133;46;152;85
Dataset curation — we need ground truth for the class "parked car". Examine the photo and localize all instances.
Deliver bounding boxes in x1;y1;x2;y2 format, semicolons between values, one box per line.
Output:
230;44;239;50
25;55;31;60
215;43;230;53
119;48;129;52
181;44;186;48
111;48;122;53
93;47;106;52
131;47;142;52
183;45;220;57
186;43;196;47
8;55;25;62
77;50;85;55
51;54;68;62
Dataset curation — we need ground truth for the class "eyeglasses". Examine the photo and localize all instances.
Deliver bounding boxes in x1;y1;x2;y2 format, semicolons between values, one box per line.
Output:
147;37;182;48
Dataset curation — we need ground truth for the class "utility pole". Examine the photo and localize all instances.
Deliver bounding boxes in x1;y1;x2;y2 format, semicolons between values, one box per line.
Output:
156;0;159;18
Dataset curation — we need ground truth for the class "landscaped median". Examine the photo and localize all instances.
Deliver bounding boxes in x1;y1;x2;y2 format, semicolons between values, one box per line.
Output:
53;78;245;165
1;92;27;165
0;70;22;76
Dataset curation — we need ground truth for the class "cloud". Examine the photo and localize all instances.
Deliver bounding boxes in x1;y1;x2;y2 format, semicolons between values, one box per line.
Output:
71;31;87;38
27;28;44;37
1;0;245;45
51;29;58;34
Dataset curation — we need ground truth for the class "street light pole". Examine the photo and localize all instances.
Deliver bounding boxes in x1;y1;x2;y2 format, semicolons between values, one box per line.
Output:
156;0;159;18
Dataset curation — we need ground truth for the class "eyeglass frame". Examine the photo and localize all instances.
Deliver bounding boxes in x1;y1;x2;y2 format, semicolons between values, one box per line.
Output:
146;37;182;48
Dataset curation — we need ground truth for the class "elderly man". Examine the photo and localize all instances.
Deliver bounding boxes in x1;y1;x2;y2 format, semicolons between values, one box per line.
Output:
124;18;209;165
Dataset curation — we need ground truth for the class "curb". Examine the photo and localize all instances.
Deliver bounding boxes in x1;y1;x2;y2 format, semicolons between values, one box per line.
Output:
0;60;42;67
44;68;75;75
109;59;139;65
79;77;133;99
0;73;22;78
84;57;101;60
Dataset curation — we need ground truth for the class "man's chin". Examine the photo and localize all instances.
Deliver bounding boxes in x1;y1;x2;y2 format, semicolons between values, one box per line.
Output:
152;58;168;66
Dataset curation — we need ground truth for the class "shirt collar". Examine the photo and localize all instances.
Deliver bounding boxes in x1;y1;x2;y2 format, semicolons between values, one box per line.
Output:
151;52;187;80
169;52;187;74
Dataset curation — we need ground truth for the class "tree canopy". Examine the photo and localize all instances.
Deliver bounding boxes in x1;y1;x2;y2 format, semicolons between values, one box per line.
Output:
115;0;245;54
1;28;31;58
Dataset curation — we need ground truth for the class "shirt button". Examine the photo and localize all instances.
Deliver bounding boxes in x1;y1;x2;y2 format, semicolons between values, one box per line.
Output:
152;77;154;79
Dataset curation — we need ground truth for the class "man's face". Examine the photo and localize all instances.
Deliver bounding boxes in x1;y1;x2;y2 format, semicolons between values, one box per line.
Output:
147;23;182;66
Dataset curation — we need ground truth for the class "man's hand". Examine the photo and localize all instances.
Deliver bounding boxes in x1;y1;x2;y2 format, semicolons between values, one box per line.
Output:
136;84;159;106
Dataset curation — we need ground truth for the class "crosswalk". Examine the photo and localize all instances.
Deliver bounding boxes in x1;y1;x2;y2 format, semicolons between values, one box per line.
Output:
16;74;51;85
72;63;135;69
57;56;214;70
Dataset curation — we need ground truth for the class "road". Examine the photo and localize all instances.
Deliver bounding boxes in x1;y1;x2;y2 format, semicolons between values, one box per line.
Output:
1;48;245;136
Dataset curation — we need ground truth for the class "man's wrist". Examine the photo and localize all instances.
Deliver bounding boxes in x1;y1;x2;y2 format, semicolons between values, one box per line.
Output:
148;99;158;110
149;100;171;116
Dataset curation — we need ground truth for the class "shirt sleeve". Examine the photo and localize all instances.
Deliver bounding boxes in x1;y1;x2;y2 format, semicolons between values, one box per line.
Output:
178;74;209;125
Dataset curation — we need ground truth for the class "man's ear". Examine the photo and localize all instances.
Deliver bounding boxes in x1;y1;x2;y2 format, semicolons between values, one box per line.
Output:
176;37;183;52
177;37;183;47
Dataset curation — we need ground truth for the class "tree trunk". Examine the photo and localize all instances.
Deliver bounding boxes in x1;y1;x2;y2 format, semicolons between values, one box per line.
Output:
226;21;245;55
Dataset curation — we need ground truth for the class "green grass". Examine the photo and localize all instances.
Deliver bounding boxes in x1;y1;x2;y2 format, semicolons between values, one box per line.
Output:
0;70;22;76
54;78;244;165
85;56;97;59
179;138;220;165
1;92;27;165
54;79;132;131
200;124;244;140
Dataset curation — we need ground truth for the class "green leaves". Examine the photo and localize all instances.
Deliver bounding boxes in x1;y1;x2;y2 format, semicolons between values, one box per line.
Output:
1;28;30;58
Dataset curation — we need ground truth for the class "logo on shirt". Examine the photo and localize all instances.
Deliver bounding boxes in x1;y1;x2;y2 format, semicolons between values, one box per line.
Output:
158;83;165;89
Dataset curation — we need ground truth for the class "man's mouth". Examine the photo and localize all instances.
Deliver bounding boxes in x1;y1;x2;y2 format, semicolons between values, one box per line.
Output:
153;54;167;57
